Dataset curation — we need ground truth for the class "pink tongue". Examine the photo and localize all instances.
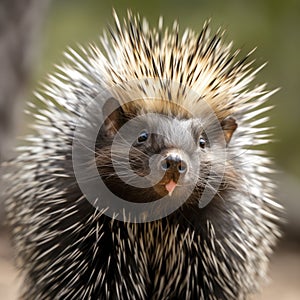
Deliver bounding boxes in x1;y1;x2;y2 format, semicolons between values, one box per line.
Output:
165;180;177;196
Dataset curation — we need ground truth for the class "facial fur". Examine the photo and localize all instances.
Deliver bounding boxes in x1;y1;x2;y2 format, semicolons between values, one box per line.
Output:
96;98;237;208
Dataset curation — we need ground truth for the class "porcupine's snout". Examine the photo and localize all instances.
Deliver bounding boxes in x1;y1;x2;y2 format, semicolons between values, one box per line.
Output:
155;150;190;196
160;153;187;174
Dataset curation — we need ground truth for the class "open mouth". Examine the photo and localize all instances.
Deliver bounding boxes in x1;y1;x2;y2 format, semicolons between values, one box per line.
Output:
164;179;177;196
154;175;180;197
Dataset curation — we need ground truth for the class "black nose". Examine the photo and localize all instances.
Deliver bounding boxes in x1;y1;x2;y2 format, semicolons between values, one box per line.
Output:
160;154;187;174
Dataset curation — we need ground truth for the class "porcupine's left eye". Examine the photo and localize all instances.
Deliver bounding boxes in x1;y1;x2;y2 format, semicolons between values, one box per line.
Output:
137;130;149;144
199;137;206;149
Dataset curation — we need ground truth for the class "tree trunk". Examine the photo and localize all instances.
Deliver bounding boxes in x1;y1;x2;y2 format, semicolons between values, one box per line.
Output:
0;0;50;226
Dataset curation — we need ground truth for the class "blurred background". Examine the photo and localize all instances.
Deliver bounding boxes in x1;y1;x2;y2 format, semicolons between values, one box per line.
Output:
0;0;299;299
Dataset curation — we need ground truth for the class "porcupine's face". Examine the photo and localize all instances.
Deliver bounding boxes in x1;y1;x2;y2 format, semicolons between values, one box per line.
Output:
96;98;237;206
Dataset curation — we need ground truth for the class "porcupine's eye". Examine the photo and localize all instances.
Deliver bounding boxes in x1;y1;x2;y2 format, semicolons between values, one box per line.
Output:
199;137;206;149
137;130;149;144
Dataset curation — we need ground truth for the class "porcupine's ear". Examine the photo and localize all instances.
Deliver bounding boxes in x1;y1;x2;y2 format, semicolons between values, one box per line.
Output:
102;97;126;138
221;117;237;144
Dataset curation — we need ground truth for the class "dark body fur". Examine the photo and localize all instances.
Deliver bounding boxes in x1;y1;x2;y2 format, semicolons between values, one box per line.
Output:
20;173;261;299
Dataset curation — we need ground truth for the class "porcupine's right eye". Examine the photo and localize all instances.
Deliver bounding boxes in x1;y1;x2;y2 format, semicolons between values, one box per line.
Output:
199;137;206;149
137;130;149;144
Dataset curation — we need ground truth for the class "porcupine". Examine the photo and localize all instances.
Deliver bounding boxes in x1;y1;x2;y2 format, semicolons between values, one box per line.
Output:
4;10;283;300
